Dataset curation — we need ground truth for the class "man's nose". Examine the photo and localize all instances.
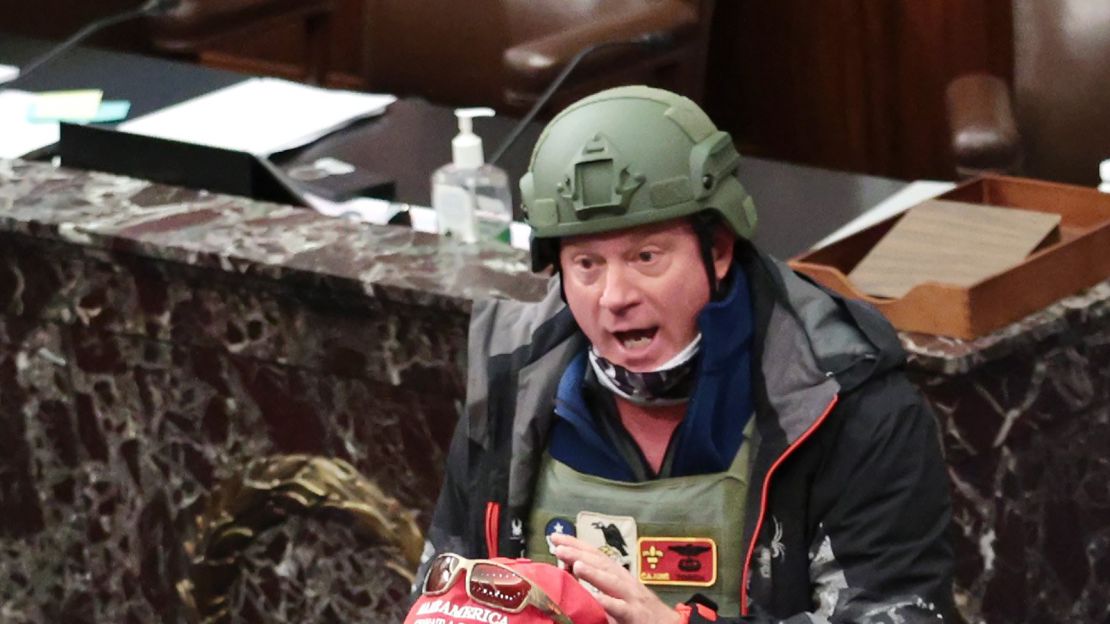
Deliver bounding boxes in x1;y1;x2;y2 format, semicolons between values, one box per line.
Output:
598;264;640;312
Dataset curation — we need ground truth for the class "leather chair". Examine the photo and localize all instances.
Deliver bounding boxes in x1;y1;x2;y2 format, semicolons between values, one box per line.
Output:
945;0;1110;185
146;0;336;84
360;0;715;113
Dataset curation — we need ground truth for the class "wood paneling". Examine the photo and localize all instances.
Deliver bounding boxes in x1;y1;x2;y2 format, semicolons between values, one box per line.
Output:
704;0;1013;180
203;0;366;87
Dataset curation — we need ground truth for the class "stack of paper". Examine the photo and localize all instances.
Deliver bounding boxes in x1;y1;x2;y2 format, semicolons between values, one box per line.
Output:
118;78;396;155
847;199;1062;298
0;90;59;158
1;64;54;157
0;64;20;85
811;180;956;250
1;76;132;159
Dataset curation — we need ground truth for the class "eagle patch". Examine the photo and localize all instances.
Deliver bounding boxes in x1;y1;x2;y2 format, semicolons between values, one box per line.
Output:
575;511;638;576
637;537;717;587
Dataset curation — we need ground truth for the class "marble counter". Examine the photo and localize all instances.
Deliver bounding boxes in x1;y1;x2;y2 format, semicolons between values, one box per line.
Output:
0;159;544;623
904;284;1110;623
1;159;1106;623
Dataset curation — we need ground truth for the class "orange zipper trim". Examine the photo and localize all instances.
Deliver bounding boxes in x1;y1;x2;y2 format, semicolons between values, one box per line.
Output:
485;501;501;558
740;394;839;616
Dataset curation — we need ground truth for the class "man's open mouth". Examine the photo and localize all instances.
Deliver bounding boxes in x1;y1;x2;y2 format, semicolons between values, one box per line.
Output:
614;327;657;350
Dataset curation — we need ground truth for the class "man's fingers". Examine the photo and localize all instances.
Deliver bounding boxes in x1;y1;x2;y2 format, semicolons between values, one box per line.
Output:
572;560;640;622
548;533;595;554
570;557;637;601
589;587;631;621
548;535;681;624
551;535;620;572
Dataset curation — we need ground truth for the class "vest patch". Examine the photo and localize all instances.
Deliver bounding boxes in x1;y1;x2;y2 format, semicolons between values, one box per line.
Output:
543;517;576;556
637;537;717;587
576;511;638;575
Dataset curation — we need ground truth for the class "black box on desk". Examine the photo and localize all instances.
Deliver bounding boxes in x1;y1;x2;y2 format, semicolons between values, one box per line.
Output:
58;123;393;206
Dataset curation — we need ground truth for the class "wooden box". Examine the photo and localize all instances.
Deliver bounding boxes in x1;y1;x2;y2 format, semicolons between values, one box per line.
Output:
788;175;1110;339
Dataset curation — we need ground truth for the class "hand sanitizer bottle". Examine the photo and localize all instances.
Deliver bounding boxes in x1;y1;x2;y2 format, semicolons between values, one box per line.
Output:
431;108;513;244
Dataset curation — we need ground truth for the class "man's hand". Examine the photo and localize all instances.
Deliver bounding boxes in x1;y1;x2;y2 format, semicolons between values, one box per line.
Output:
550;533;683;624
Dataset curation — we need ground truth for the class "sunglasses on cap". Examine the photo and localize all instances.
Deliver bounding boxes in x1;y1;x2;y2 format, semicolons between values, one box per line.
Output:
421;554;574;624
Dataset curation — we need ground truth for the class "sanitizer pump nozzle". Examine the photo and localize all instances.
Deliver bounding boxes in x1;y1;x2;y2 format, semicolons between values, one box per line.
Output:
452;107;495;169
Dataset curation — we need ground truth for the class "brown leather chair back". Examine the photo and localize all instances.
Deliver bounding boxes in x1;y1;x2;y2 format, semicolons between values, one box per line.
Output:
361;0;713;112
147;0;336;83
1012;0;1110;184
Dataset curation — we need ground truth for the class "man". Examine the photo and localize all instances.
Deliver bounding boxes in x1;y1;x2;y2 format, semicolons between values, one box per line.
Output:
423;86;954;623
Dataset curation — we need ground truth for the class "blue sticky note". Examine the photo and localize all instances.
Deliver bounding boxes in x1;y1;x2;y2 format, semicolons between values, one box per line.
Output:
88;100;131;124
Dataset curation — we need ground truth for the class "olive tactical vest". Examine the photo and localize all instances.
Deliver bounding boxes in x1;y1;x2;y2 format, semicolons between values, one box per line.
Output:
526;421;755;616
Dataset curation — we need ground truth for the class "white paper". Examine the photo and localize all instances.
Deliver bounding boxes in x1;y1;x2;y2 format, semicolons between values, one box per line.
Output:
118;78;396;156
811;180;956;250
509;221;532;250
408;206;438;234
0;64;19;85
407;207;532;250
302;191;405;224
0;90;60;158
303;192;533;251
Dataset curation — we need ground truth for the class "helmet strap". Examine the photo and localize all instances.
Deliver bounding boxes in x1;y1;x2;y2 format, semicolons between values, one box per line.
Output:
690;213;724;301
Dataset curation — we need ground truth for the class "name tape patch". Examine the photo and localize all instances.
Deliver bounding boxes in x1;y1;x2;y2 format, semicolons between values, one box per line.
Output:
637;537;717;587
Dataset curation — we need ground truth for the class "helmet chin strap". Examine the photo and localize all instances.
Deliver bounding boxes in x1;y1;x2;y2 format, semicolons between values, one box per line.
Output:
690;212;724;300
588;334;702;407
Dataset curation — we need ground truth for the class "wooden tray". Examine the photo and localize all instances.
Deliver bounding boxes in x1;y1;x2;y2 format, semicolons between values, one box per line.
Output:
789;175;1110;339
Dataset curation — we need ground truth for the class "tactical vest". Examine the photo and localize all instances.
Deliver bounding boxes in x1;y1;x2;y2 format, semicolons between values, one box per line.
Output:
525;421;755;616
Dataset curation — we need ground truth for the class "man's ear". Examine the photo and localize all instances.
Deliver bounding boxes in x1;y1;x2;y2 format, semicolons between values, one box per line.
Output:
711;225;735;281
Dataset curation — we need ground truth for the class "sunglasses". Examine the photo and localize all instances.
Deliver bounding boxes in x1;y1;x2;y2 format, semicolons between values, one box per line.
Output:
421;554;574;624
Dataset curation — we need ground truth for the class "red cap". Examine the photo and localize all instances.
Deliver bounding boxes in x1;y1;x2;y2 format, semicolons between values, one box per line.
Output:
406;557;608;624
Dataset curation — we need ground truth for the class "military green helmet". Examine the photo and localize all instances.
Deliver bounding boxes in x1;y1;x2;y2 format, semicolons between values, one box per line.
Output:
521;86;757;268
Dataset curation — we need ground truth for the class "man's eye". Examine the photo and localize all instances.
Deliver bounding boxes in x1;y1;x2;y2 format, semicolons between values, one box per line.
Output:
637;251;657;263
577;258;595;270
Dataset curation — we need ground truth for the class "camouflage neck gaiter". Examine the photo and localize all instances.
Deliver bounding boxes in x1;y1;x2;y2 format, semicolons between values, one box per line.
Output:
587;334;701;407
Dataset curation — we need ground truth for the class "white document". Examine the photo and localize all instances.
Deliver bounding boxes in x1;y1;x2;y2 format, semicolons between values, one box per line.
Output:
302;191;405;225
302;193;533;251
0;90;60;158
811;180;956;250
0;64;19;85
118;78;396;155
408;206;532;250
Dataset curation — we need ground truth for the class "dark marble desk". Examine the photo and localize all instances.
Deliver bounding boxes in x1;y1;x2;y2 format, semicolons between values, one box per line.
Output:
0;159;543;622
1;160;1106;623
904;286;1110;623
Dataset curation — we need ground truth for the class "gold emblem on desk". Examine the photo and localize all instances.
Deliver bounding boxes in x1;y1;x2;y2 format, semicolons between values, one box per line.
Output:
177;455;423;624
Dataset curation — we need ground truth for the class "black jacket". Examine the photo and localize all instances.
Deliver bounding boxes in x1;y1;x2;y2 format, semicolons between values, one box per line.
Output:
424;244;955;623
